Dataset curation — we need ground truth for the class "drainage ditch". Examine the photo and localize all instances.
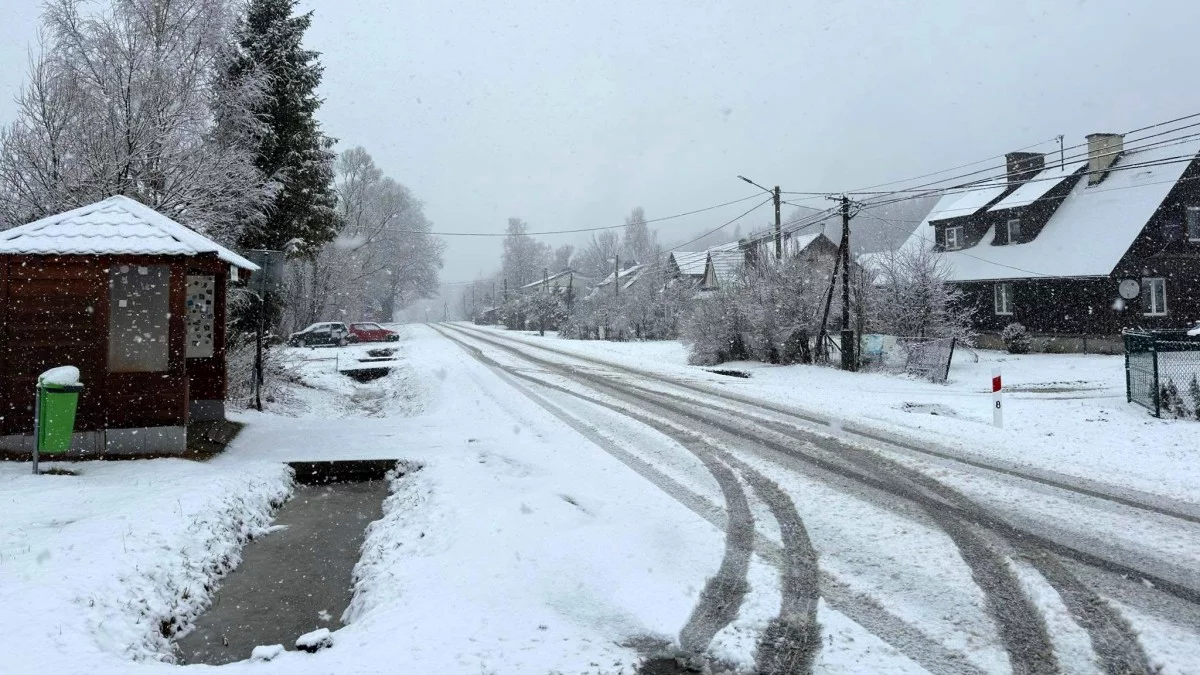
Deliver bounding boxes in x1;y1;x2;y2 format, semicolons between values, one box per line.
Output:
174;460;396;665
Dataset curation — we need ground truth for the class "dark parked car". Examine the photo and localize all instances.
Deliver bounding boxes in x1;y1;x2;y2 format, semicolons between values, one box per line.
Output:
349;322;400;343
288;322;356;347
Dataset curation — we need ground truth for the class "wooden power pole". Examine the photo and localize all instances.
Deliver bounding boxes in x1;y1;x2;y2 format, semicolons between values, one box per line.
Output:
773;185;782;259
614;254;620;298
839;195;856;371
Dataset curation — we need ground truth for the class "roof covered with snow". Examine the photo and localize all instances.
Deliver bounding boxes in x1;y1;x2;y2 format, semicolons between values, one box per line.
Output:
706;249;745;285
518;268;588;290
784;231;828;255
927;137;1200;282
0;196;258;270
594;264;644;288
669;251;707;277
988;160;1087;211
927;184;1009;222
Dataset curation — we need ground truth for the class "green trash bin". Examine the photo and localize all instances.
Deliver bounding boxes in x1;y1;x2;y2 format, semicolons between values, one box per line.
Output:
36;378;84;454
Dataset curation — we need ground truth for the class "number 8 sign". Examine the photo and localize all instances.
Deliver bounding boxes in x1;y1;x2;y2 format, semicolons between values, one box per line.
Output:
992;368;1003;429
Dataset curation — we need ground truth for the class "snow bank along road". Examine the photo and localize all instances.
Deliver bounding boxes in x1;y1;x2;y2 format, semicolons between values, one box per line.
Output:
434;321;1200;674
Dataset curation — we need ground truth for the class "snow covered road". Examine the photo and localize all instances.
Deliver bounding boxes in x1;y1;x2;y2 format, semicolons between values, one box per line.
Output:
436;322;1200;674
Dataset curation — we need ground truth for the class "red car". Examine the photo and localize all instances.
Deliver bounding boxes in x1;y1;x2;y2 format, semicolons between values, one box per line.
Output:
348;322;399;343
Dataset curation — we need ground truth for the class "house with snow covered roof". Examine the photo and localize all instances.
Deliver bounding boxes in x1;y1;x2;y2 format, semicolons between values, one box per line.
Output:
0;195;259;456
700;232;838;290
667;251;707;284
903;133;1200;350
589;263;645;297
517;268;591;295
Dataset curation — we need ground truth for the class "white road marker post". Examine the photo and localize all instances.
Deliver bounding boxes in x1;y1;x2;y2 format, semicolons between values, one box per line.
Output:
992;367;1003;429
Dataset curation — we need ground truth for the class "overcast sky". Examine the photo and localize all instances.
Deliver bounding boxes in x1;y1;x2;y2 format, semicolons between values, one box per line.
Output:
2;1;1199;285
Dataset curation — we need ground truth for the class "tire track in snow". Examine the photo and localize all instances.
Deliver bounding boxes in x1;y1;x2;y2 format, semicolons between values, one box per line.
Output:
585;367;1060;675
440;324;1069;672
439;325;834;673
621;377;1152;674
437;323;993;674
461;326;1158;674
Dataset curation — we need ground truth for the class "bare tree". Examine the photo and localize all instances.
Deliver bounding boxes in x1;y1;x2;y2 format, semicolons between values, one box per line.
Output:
501;217;550;288
574;230;620;279
0;0;267;243
282;146;442;328
552;244;574;273
621;206;658;265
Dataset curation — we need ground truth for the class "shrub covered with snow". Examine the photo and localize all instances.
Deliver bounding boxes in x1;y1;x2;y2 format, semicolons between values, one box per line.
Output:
684;251;832;365
1001;322;1032;354
865;245;976;343
563;262;695;341
683;285;749;365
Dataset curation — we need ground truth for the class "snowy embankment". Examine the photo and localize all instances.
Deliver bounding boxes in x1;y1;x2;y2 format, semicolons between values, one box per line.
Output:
470;325;1200;505
0;458;292;672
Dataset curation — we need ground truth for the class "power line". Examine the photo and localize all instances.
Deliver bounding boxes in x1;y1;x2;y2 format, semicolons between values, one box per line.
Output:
853;123;1200;211
373;193;766;238
439;196;782;287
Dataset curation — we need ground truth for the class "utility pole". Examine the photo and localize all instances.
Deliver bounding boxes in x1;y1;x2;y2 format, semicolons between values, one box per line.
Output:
839;195;856;371
773;185;782;260
614;254;620;298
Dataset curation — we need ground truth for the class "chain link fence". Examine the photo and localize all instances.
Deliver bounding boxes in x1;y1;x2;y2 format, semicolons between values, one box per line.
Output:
1125;330;1200;419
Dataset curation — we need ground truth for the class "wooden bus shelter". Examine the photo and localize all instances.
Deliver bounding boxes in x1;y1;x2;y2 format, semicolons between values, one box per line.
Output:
0;196;258;456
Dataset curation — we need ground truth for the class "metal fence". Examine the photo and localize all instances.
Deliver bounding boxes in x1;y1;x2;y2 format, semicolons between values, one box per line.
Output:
860;334;957;383
1125;330;1200;418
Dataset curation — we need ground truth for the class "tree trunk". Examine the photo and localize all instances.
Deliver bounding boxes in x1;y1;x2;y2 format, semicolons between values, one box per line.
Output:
380;294;395;322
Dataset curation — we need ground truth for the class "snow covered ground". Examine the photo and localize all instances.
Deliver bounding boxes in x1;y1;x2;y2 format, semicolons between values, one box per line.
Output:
6;323;1198;674
1;325;931;674
468;326;1200;506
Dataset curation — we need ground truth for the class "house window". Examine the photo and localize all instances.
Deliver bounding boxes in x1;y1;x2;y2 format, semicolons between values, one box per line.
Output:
1188;206;1200;242
1005;218;1022;244
945;226;963;250
1142;277;1168;316
994;282;1013;315
109;265;171;372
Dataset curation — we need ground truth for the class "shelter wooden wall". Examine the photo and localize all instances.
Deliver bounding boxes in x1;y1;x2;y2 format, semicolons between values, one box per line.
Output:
0;254;191;436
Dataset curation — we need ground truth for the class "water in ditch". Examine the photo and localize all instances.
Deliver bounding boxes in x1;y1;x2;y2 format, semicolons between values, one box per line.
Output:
174;460;394;665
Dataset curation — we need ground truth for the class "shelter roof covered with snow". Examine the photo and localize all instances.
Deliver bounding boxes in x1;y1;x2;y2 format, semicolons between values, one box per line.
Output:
0;195;258;270
899;137;1200;282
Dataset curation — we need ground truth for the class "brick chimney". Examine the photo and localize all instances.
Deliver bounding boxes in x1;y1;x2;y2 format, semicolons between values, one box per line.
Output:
1005;152;1045;184
1086;133;1124;185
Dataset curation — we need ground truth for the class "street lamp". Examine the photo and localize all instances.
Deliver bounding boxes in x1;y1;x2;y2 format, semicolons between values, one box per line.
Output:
737;175;782;259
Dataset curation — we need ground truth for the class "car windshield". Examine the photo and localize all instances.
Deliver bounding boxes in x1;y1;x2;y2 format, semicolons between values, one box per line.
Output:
9;2;1200;673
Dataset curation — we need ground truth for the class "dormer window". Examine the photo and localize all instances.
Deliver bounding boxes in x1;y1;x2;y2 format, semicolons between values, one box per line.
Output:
1188;206;1200;242
945;225;963;250
1004;218;1022;245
